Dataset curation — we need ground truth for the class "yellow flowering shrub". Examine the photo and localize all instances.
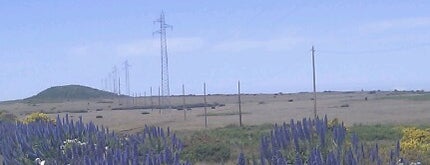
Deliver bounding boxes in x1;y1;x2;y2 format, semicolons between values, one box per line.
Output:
328;118;339;129
327;118;349;132
23;112;54;124
401;127;430;162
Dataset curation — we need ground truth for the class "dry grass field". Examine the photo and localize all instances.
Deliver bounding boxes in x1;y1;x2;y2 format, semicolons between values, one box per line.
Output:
1;91;430;133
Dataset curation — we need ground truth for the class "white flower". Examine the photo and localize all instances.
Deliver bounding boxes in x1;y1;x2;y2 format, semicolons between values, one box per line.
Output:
35;158;46;165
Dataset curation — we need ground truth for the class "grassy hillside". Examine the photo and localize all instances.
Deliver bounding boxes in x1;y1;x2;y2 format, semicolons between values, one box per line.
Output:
24;85;124;102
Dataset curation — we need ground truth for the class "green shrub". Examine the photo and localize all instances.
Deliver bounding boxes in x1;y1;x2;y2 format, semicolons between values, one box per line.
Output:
183;142;231;162
349;124;402;141
180;124;272;163
0;111;17;123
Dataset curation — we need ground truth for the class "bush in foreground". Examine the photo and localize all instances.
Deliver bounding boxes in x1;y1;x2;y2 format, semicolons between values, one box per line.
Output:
401;127;430;163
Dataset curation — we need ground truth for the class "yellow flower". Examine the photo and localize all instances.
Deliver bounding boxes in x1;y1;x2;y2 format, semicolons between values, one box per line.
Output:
23;112;54;124
400;127;430;157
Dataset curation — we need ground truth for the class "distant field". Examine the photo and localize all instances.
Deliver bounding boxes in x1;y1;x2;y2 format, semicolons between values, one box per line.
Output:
2;90;430;164
2;90;430;133
380;93;430;101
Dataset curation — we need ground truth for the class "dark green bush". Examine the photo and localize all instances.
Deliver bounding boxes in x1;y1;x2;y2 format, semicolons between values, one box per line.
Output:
183;142;230;162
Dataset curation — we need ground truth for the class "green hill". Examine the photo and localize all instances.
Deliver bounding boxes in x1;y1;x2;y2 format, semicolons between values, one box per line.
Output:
25;85;124;102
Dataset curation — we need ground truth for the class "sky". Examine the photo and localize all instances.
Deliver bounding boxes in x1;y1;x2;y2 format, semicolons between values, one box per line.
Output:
0;0;430;101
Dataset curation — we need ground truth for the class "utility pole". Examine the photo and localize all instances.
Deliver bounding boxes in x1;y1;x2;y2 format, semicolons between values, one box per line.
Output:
182;84;186;120
158;86;161;114
123;60;131;96
150;87;154;111
204;83;208;128
118;76;121;95
112;66;118;94
132;93;135;105
238;81;243;127
153;11;172;109
312;46;317;118
144;92;147;107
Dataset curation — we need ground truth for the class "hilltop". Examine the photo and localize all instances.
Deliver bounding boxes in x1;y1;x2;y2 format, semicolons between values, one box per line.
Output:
24;85;124;102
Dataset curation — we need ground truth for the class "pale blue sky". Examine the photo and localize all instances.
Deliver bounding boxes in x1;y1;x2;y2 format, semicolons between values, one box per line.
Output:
1;0;429;101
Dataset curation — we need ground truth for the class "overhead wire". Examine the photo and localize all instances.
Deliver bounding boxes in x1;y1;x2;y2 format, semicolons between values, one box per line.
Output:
318;43;430;55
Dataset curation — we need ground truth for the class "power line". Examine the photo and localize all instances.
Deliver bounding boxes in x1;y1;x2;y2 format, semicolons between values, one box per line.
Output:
319;43;430;55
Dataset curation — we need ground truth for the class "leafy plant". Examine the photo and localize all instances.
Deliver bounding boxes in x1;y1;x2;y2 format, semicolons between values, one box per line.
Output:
22;112;54;124
401;127;430;163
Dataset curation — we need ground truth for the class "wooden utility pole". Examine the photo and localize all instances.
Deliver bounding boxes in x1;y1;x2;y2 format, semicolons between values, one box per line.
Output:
143;92;147;106
204;83;208;128
312;46;317;118
238;81;243;127
150;87;154;111
132;93;135;105
182;84;186;120
158;86;161;114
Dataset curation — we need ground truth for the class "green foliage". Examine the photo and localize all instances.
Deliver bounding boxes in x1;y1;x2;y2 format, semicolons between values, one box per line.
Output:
0;111;17;123
406;93;430;101
401;127;430;163
183;142;231;163
179;124;272;163
179;123;430;163
25;85;123;102
349;124;402;141
381;93;430;101
210;124;272;147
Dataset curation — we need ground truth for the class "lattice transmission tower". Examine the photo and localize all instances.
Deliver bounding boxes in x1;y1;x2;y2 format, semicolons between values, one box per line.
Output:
154;11;172;107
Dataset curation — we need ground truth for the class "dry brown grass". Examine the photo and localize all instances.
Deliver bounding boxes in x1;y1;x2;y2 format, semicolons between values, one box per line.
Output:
2;91;430;133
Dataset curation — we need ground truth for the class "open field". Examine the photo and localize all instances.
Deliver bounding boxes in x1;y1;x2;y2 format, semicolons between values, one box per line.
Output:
1;91;430;133
2;90;430;164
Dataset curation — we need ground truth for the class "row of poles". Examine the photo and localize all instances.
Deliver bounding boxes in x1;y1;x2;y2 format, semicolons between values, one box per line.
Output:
102;60;131;96
121;45;318;129
112;45;317;128
137;81;243;128
100;11;318;127
204;81;243;127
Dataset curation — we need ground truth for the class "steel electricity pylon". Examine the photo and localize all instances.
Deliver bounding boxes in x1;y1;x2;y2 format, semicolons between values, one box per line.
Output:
153;11;172;108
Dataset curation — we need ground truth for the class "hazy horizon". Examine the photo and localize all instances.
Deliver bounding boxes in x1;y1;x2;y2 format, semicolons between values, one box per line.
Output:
1;1;429;101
